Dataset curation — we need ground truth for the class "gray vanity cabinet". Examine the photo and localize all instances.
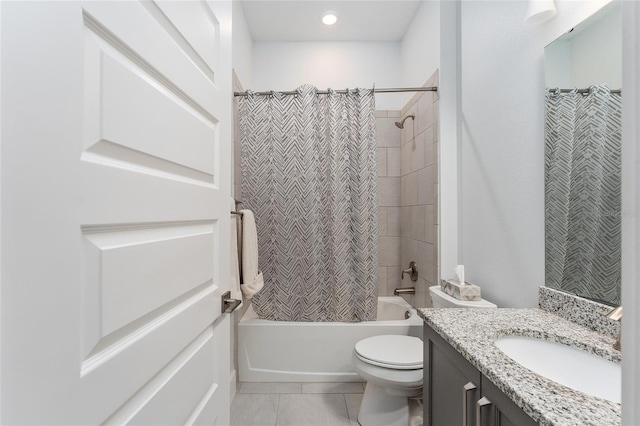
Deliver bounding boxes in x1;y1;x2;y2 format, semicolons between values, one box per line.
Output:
424;325;481;425
424;325;537;426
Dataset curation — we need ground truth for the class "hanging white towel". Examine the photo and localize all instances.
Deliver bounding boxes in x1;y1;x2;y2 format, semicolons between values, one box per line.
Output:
229;200;243;307
240;209;264;299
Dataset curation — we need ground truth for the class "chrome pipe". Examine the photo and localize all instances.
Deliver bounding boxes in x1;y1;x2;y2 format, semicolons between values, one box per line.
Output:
548;88;621;94
395;114;415;129
234;86;438;97
394;287;416;295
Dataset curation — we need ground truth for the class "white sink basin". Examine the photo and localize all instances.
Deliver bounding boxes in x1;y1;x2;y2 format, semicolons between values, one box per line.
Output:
494;336;621;403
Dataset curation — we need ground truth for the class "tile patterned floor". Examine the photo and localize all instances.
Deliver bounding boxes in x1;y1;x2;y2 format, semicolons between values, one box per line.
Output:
231;382;423;426
231;382;364;426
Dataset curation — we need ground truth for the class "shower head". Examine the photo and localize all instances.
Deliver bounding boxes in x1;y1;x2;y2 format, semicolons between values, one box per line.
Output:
395;114;415;129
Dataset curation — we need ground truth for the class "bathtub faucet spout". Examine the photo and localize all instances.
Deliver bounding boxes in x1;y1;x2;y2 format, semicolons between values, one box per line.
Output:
394;287;416;295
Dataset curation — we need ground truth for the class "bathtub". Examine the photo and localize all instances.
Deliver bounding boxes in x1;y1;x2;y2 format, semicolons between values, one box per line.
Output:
238;296;423;382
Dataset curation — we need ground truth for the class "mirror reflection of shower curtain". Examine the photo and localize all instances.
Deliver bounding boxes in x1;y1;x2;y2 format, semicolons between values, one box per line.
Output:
545;85;622;305
237;84;378;322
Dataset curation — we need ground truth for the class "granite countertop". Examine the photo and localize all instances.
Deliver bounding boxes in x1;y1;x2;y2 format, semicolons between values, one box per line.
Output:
418;308;621;426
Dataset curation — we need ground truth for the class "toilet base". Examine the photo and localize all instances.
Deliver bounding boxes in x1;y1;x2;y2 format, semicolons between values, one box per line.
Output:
358;381;420;426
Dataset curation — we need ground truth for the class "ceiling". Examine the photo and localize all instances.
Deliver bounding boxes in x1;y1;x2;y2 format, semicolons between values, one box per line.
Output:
240;1;423;42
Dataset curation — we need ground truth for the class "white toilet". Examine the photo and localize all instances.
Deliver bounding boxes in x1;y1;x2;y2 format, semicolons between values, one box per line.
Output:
352;335;423;426
353;288;497;426
429;285;497;308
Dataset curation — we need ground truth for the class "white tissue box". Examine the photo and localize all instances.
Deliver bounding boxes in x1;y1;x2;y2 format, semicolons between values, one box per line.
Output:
440;279;481;301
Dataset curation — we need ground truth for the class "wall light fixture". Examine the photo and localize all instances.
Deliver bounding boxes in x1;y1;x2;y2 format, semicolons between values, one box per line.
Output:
525;0;557;26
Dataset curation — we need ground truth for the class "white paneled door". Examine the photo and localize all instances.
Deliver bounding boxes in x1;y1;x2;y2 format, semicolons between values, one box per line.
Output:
1;1;233;424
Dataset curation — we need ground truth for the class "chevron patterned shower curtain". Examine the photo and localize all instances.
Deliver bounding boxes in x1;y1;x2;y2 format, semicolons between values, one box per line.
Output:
238;84;378;322
545;85;622;305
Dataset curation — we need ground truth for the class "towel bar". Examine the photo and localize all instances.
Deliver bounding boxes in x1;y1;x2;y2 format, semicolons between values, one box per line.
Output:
231;210;243;216
221;291;242;313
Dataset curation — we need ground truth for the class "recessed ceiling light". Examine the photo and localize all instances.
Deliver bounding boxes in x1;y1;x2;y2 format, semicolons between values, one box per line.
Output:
322;12;337;26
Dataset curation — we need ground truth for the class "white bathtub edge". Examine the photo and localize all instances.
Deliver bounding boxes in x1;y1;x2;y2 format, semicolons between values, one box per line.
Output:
238;296;424;383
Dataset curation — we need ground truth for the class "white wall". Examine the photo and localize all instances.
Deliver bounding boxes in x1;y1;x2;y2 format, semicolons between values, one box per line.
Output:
252;42;405;110
248;1;443;113
438;0;461;292
401;0;440;99
457;0;612;308
232;1;253;89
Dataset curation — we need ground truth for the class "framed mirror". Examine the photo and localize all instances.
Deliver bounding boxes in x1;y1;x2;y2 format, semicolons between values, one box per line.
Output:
544;1;622;306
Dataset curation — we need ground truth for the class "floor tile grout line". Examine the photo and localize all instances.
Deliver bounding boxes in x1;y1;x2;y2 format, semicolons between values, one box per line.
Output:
341;393;351;426
231;384;421;426
273;394;281;426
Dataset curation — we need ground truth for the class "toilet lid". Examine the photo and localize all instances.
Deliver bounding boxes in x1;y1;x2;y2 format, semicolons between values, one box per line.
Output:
355;335;423;369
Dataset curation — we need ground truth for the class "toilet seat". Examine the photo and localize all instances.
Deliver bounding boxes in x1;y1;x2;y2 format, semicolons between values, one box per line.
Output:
354;335;422;370
352;335;423;426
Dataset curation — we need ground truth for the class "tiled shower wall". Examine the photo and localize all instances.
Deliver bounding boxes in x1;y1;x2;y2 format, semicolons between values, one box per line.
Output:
375;111;403;298
396;71;439;309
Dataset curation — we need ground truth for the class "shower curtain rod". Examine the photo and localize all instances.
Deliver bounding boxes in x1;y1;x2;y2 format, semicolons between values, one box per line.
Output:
233;86;438;97
548;88;622;94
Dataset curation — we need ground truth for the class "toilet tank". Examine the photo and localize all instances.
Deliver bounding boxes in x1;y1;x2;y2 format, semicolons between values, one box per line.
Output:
429;286;497;308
